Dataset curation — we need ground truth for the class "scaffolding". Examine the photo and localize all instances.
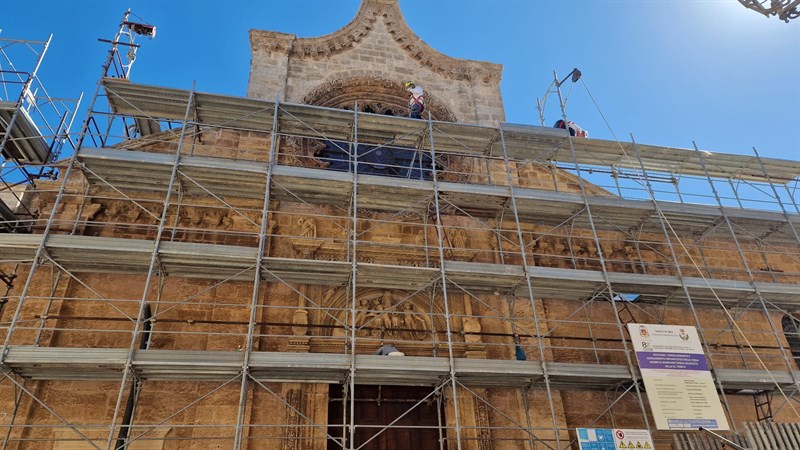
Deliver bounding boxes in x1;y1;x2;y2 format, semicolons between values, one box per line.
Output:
0;33;82;235
0;25;800;450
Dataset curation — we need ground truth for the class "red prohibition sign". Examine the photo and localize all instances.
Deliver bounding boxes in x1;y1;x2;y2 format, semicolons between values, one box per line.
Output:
615;430;625;440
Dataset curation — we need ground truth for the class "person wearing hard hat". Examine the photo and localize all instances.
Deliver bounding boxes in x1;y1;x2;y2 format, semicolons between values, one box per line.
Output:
404;81;425;119
553;119;588;138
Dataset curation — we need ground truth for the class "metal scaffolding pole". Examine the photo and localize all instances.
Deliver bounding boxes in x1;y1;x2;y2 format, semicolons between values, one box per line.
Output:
348;102;360;450
232;95;280;450
498;124;563;448
553;71;653;433
427;113;464;450
105;84;195;450
630;134;738;430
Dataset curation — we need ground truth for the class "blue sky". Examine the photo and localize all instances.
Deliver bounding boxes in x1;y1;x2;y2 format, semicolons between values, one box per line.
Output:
2;0;798;162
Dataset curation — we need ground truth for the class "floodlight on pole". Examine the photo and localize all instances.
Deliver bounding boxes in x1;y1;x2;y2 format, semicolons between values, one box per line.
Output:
536;68;582;127
124;21;157;39
557;68;582;87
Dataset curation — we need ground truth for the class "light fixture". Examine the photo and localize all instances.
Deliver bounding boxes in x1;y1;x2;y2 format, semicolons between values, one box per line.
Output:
557;68;582;87
124;21;157;38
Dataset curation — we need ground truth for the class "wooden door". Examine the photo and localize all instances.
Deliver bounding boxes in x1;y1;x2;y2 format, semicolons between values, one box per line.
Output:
328;384;442;450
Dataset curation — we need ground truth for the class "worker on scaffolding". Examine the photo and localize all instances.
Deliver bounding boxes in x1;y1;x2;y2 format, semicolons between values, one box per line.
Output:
374;342;405;356
404;81;425;119
553;119;588;138
513;334;527;361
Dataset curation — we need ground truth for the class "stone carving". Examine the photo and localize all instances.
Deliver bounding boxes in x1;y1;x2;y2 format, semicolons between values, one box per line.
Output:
475;400;492;450
447;228;477;262
574;239;598;270
292;309;309;336
605;242;641;273
449;228;468;249
555;239;574;269
282;136;330;169
298;217;317;238
291;217;325;258
354;292;432;340
303;76;457;123
414;229;426;247
178;208;202;228
281;388;309;450
199;209;224;228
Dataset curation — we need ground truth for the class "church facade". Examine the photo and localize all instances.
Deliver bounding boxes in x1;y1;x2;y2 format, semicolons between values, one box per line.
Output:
1;1;799;449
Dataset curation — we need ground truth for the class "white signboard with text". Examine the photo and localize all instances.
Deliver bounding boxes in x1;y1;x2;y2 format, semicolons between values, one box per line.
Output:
628;324;729;430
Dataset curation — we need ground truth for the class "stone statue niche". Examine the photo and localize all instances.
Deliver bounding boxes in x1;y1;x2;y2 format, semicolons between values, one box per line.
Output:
353;290;433;340
324;290;436;343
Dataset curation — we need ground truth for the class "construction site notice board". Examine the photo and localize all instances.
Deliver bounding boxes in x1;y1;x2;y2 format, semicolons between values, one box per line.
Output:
628;324;729;430
577;428;653;449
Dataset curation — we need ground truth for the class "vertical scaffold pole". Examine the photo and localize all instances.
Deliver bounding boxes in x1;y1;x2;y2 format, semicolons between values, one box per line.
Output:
552;71;652;433
694;143;800;404
348;102;360;450
630;135;738;431
427;112;463;450
104;83;196;449
498;124;562;448
232;96;280;450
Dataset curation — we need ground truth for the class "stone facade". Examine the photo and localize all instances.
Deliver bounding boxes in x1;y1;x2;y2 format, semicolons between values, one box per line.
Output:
1;1;799;449
247;0;504;125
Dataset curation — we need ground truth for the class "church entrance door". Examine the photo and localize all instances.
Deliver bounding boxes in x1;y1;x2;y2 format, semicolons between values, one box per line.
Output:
327;384;443;450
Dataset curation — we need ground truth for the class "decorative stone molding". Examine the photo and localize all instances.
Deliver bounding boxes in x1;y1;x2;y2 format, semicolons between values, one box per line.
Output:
311;288;463;350
249;0;502;83
302;76;457;123
280;136;330;169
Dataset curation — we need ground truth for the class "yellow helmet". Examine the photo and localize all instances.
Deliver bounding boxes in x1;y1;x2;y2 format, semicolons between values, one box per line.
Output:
404;81;414;88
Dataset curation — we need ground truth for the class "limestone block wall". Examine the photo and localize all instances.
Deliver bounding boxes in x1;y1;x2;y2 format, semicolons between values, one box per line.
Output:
3;130;799;449
247;0;505;126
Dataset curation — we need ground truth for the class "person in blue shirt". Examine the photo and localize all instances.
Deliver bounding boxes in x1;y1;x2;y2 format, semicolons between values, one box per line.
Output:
514;334;527;361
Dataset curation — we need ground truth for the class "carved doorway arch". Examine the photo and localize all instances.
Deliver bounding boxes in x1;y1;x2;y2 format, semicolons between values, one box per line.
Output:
302;76;457;122
290;77;472;181
308;288;462;356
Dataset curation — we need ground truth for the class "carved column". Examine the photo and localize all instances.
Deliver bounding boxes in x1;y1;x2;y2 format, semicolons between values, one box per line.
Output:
462;293;485;359
442;386;491;450
288;284;310;353
278;383;329;450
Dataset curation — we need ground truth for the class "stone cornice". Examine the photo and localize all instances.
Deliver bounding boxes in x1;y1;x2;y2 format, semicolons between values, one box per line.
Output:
249;0;502;83
249;29;295;55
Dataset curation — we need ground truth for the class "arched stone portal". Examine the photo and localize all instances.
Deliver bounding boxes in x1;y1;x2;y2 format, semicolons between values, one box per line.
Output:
282;76;472;181
304;287;462;356
303;76;457;122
